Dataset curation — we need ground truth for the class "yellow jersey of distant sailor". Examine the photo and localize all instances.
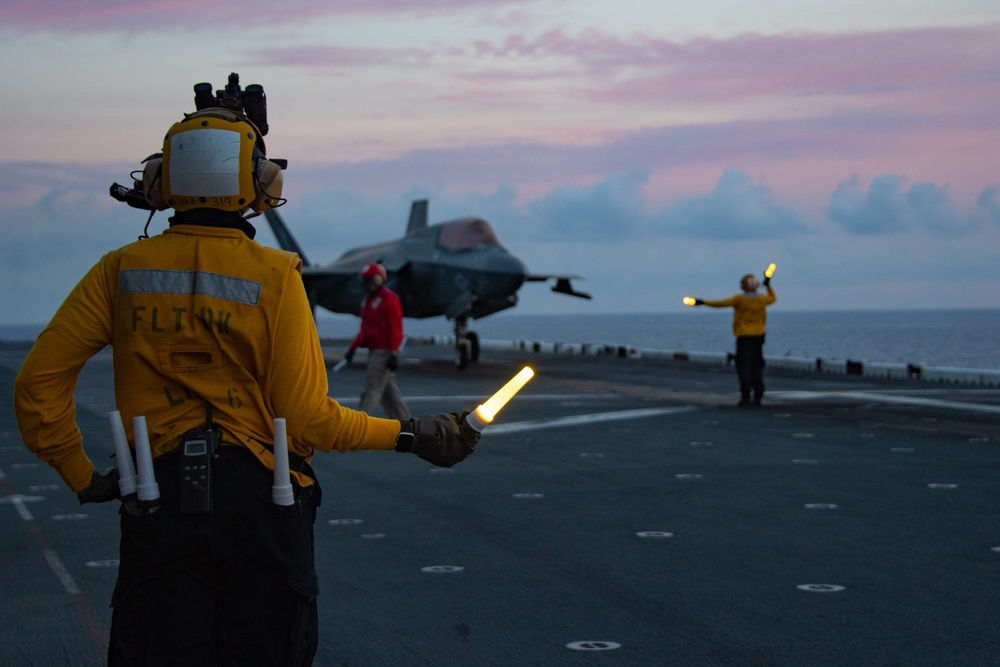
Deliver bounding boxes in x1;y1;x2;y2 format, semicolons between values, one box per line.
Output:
702;285;776;337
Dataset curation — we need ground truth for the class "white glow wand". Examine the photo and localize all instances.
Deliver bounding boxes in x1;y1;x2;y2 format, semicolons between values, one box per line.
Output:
765;263;776;279
132;416;159;502
465;366;535;432
271;418;294;506
682;296;697;306
108;411;137;498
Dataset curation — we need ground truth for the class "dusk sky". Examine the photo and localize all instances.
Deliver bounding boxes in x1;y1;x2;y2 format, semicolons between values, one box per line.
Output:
2;0;999;328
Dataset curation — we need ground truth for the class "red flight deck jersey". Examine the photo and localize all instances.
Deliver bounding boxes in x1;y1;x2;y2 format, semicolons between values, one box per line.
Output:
351;287;404;352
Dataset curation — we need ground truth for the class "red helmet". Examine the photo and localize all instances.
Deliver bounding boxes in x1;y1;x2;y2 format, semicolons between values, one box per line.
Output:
361;263;387;280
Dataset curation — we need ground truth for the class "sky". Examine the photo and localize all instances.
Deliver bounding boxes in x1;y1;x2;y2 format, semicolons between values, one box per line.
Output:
2;0;999;327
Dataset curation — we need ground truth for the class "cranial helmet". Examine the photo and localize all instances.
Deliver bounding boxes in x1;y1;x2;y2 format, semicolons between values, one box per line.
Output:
141;108;284;213
741;274;760;291
361;263;388;280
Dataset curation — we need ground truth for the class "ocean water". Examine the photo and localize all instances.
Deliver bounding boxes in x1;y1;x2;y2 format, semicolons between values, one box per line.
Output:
5;309;999;371
388;309;1000;371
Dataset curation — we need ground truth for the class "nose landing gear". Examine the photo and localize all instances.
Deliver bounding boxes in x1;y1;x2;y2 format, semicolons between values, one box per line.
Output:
454;317;480;369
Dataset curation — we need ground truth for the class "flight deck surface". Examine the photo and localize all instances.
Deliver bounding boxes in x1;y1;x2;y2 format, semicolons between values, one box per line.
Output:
1;341;998;666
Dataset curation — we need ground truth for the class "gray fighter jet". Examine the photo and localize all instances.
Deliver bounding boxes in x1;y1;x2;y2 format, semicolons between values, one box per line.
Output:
264;199;590;368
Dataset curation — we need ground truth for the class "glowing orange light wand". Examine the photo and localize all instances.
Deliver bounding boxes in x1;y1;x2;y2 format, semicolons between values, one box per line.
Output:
765;263;776;279
465;366;535;432
682;296;697;306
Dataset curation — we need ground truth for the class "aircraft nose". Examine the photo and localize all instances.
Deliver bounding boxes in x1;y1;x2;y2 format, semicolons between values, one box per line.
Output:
492;252;528;287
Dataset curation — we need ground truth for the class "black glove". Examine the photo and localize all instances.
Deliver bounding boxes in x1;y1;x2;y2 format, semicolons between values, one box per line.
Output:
344;347;356;364
406;412;480;468
77;467;121;504
386;354;399;372
763;276;770;287
694;298;704;305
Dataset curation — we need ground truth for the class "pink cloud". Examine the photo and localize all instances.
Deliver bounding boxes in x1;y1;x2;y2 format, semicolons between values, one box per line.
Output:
0;0;525;33
244;23;1000;131
437;24;1000;108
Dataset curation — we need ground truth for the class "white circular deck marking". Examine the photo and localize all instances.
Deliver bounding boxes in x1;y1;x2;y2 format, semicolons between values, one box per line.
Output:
792;433;814;439
991;547;1000;553
566;641;621;652
428;467;454;474
792;459;819;465
860;433;875;439
805;504;838;510
29;484;61;492
11;463;39;469
360;533;386;539
927;483;958;489
689;441;713;447
85;560;119;568
637;531;673;538
675;474;702;479
579;452;605;459
512;493;543;499
328;518;363;526
890;447;915;453
421;565;464;573
52;514;88;521
798;584;845;593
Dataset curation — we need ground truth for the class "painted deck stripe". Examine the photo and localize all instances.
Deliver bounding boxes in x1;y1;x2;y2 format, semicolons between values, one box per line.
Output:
483;405;698;434
773;390;1000;414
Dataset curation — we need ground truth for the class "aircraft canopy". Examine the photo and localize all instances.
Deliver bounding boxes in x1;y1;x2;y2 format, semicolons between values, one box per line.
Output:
438;218;502;250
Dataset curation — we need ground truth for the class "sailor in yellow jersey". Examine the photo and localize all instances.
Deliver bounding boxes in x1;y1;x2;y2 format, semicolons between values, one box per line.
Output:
688;271;776;405
14;97;478;666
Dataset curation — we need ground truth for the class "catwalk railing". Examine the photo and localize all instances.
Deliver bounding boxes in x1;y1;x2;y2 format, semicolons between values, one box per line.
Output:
408;336;1000;387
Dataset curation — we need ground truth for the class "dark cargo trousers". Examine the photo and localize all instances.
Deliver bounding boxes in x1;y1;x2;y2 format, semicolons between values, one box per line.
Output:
735;334;766;403
108;446;320;666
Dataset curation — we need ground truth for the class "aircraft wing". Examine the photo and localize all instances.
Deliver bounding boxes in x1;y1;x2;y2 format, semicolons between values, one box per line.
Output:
263;210;311;266
525;274;592;299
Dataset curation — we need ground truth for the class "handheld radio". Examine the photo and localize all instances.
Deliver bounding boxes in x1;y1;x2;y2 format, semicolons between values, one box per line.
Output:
179;406;219;514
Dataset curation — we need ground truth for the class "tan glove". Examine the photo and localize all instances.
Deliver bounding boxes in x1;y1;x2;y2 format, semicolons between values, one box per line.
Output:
408;412;480;468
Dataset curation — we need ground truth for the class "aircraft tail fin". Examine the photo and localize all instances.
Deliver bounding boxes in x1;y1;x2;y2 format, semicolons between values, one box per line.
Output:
406;199;428;235
264;210;311;267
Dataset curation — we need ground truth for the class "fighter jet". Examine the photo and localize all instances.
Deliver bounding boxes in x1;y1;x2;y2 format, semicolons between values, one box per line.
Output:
264;199;591;368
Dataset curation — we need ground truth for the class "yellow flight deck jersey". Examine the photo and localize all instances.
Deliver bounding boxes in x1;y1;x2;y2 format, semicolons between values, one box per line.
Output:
702;285;776;337
14;224;401;493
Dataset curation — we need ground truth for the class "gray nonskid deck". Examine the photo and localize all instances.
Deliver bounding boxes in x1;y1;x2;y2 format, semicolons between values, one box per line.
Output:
1;343;998;666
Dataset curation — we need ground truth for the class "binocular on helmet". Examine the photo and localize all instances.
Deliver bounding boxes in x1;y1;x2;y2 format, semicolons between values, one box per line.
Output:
110;72;284;213
193;72;269;137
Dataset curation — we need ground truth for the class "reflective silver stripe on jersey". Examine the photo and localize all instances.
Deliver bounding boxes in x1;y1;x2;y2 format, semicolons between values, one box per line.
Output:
120;270;261;306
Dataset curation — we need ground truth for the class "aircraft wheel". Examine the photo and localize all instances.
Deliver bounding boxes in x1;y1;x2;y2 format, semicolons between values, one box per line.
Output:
468;331;480;363
455;341;470;369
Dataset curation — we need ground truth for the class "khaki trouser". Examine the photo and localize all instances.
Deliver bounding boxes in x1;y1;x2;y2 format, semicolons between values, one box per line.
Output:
360;348;410;420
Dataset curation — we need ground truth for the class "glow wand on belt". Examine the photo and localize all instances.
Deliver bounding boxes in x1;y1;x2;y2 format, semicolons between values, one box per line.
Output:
132;416;159;502
464;366;535;432
108;411;137;498
272;418;294;506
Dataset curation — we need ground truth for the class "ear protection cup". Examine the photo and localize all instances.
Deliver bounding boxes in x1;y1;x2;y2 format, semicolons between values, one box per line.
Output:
140;155;168;211
251;158;284;212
